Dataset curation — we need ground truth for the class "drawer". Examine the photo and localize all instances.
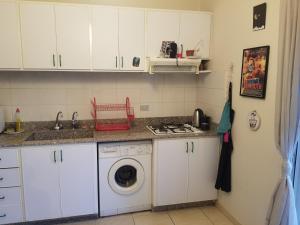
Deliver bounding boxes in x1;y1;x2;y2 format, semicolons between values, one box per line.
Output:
0;149;19;168
0;187;21;206
0;204;23;224
0;169;20;188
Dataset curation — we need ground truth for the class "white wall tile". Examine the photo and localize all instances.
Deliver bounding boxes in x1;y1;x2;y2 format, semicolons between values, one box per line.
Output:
0;73;11;88
162;87;185;102
0;89;12;106
2;72;217;122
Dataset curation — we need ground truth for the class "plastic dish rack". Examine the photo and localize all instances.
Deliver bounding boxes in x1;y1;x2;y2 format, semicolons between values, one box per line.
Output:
91;97;135;131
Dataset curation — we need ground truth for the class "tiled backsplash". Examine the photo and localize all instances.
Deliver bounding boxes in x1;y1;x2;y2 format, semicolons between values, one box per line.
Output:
0;71;224;122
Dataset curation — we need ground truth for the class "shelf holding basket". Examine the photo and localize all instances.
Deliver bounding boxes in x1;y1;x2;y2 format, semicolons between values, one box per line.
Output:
91;97;135;131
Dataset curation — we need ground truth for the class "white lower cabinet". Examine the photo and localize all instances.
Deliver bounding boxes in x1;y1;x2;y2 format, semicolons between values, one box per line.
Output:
21;143;98;222
0;148;23;225
153;137;219;206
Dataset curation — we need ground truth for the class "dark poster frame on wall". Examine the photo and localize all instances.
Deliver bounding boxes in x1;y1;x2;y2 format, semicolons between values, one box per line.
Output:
239;45;270;99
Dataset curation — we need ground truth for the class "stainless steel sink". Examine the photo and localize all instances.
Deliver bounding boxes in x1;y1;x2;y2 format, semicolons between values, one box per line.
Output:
25;129;94;141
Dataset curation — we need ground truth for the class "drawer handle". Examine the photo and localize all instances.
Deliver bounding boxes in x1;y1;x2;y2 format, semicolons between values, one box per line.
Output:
0;196;5;200
0;214;6;218
0;178;4;181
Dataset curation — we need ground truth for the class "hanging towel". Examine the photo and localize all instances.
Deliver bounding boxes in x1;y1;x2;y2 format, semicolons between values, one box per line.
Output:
217;100;231;134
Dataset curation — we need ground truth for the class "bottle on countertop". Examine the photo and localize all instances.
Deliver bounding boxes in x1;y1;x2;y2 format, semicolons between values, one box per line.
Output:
15;108;22;132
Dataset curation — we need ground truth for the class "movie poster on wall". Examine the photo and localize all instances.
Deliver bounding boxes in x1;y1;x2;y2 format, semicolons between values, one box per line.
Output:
240;46;270;99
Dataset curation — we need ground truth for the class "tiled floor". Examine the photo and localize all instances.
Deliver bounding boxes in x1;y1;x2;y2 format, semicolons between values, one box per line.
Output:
58;206;234;225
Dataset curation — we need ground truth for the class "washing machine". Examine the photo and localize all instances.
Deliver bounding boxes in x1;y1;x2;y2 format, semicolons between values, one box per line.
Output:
98;141;152;217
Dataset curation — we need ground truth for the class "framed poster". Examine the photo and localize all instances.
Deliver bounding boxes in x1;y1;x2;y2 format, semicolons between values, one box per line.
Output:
240;46;270;99
253;3;267;31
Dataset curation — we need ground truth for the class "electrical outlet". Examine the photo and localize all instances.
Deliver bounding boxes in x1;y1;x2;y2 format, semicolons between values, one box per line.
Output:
140;105;150;112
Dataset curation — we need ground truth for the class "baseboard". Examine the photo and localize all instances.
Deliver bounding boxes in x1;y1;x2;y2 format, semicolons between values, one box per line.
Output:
216;202;242;225
152;200;216;212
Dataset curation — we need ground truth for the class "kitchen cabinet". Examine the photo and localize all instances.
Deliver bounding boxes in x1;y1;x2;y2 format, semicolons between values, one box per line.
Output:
153;137;219;206
92;7;145;71
22;143;98;222
0;1;22;69
153;139;189;206
0;148;23;225
20;2;91;70
187;138;219;202
20;2;57;69
92;6;119;70
118;8;145;71
179;12;212;59
147;10;180;57
55;4;91;70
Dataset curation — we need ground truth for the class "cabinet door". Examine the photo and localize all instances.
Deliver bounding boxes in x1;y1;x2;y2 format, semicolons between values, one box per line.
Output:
0;1;22;69
147;10;180;57
59;143;98;217
187;137;219;202
55;4;91;70
21;147;61;221
119;8;145;71
179;12;211;59
92;6;119;70
20;2;57;69
153;139;189;206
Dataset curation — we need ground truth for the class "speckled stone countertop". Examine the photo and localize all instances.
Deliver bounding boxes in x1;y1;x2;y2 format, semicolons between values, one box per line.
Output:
0;117;219;148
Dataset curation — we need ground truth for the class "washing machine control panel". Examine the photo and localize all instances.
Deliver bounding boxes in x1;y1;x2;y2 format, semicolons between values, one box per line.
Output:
98;141;152;158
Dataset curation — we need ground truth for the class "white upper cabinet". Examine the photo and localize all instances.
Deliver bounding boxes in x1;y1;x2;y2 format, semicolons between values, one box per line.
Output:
179;12;211;59
119;8;145;71
147;10;180;57
92;6;119;70
0;1;22;69
55;4;91;70
20;2;57;69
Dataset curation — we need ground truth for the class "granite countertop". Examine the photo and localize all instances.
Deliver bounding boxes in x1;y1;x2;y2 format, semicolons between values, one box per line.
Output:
0;117;219;148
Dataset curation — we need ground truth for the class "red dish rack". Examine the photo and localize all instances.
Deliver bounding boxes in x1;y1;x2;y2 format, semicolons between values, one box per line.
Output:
91;97;135;131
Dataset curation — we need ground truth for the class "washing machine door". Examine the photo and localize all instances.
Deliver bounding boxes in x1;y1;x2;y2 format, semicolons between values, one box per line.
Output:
108;158;145;195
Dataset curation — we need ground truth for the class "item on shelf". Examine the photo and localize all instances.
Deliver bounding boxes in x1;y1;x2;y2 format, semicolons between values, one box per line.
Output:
91;97;135;131
15;108;22;132
186;50;195;57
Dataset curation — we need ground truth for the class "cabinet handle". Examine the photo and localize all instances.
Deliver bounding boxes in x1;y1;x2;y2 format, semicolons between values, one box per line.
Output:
0;214;6;218
53;54;56;67
115;56;118;68
54;151;57;163
0;196;5;200
186;142;189;153
191;142;194;153
60;150;63;162
121;56;124;68
59;54;62;67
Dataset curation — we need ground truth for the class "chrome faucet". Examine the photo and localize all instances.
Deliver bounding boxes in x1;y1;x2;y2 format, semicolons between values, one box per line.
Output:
72;112;79;129
54;111;63;130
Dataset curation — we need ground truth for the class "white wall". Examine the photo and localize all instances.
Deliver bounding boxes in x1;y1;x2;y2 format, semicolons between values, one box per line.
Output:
21;0;202;11
203;0;282;225
0;72;202;122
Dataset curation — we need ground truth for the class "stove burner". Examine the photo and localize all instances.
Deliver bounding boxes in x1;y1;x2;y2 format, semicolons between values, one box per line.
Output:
147;123;203;135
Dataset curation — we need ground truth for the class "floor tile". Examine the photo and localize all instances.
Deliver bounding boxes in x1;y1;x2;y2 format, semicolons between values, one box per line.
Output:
168;207;213;225
95;214;134;225
201;206;234;225
133;211;174;225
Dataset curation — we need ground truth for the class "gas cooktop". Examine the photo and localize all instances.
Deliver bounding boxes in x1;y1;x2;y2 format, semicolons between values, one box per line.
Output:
146;123;203;135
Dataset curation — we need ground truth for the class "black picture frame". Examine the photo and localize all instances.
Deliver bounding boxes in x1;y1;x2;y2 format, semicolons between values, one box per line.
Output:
253;3;267;31
240;46;270;99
